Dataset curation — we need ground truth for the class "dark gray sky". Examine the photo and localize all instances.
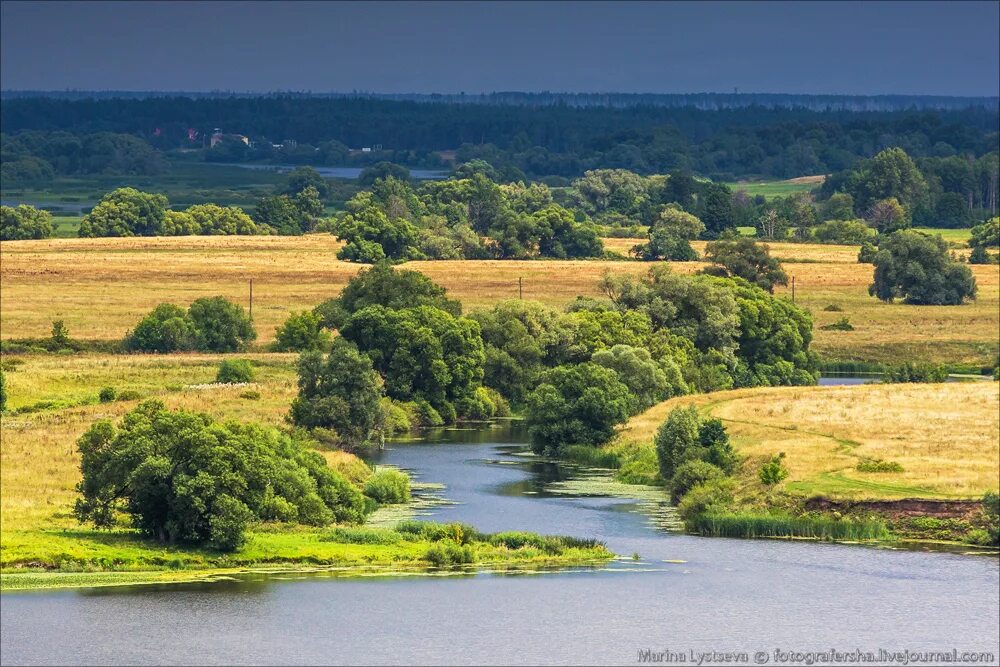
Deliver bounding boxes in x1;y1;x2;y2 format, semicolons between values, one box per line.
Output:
2;1;998;96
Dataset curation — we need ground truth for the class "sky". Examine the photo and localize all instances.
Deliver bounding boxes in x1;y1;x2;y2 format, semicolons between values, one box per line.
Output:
1;1;998;96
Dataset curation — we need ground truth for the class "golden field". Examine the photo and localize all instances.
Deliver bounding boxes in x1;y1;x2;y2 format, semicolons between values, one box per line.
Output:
618;381;1000;500
1;234;997;365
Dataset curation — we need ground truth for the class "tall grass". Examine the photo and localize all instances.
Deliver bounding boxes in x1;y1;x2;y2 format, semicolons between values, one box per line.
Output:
561;445;621;469
686;512;889;541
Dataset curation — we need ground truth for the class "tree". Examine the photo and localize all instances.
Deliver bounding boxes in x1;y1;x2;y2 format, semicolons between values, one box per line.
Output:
78;187;169;237
869;230;977;305
525;362;632;455
699;183;735;237
759;452;789;486
186;204;263;235
669;460;725;503
970;218;999;248
591;344;671;413
572;169;649;219
272;311;331;352
289;340;386;450
339;305;485;419
0;204;53;240
359;162;410;187
282;166;330;198
702;238;788;293
866;197;910;233
934;192;972;228
813;219;872;245
187;297;257;352
334;206;422;262
820;192;855;221
74;401;372;550
634;206;704;260
654;405;701;481
754;209;789;241
124;303;198;353
844;147;929;212
314;264;462;330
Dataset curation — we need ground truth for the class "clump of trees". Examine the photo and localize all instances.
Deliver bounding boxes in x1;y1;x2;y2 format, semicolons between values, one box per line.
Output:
701;238;788;293
78;188;273;237
968;218;999;264
125;297;256;352
632;206;704;260
74;401;373;550
331;174;603;263
654;406;737;501
869;230;977;305
272;311;331;352
1;204;53;240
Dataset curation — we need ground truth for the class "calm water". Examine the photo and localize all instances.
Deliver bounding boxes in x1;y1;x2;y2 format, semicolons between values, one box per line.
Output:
2;427;998;666
215;163;450;180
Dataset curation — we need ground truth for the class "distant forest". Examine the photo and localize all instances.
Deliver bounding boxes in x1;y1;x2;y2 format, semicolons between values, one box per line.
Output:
1;93;998;180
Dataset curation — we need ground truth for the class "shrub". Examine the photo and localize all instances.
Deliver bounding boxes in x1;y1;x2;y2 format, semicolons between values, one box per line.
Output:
124;303;198;353
759;453;789;486
669;460;725;503
882;362;947;383
216;359;255;384
677;478;736;521
424;541;475;567
820;317;854;331
0;368;6;412
239;390;261;400
813;219;872;245
654;407;736;482
272;311;331;352
978;491;999;546
856;458;904;473
363;469;411;504
116;389;143;401
98;386;117;403
822;304;844;312
381;399;413;435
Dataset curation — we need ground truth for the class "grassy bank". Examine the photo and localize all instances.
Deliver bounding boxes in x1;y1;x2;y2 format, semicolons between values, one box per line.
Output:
3;235;997;366
597;382;1000;543
0;521;611;592
0;354;612;591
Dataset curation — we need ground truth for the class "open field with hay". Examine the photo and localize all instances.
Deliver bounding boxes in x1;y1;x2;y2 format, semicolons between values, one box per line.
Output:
721;175;824;199
3;234;997;366
616;381;1000;500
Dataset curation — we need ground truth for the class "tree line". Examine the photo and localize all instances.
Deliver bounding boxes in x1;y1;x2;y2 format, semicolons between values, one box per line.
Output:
2;95;996;180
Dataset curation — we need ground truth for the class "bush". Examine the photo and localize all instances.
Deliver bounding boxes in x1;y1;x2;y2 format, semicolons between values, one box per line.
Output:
856;458;904;473
677;478;736;521
882;362;947;383
424;540;475;567
363;469;411;504
655;408;736;482
116;389;143;401
0;368;6;412
381;399;413;434
759;453;789;486
669;460;725;503
239;390;261;400
74;401;372;551
822;304;844;312
216;359;255;384
813;219;872;245
272;311;331;352
124;303;197;353
820;317;854;331
98;386;117;403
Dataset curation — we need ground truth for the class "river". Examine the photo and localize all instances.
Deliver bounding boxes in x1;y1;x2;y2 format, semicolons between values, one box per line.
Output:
1;426;998;665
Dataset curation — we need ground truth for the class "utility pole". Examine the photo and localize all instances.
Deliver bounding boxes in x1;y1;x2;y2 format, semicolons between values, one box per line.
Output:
518;277;523;300
249;278;254;318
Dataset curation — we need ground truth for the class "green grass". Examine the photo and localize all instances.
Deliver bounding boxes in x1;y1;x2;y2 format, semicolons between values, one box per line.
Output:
722;178;821;200
0;521;612;591
912;227;972;246
686;512;890;541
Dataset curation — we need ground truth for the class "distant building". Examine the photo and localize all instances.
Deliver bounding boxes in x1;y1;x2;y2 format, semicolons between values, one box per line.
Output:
210;129;250;148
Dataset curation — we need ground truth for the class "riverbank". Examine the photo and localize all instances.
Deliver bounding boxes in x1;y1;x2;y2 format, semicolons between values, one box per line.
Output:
593;382;1000;546
0;521;613;592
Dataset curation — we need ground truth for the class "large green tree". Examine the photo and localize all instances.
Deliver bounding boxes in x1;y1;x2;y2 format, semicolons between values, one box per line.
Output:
78;187;169;237
869;230;977;305
0;204;53;240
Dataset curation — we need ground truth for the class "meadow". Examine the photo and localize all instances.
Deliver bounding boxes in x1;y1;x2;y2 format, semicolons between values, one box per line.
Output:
0;353;611;588
721;175;824;199
2;234;997;367
616;381;1000;501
